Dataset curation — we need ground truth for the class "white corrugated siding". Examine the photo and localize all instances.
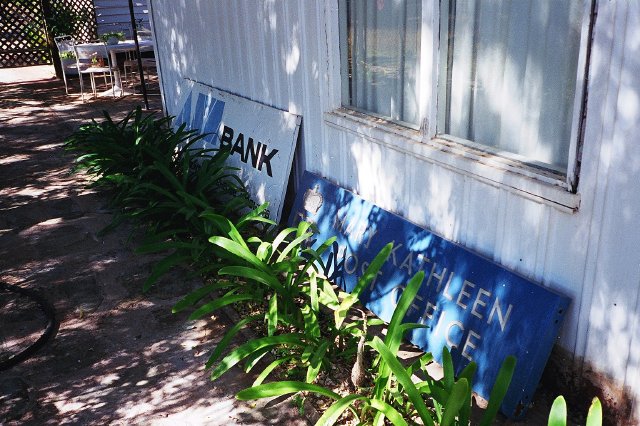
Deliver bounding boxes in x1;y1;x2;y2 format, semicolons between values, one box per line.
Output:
93;0;150;37
150;0;640;419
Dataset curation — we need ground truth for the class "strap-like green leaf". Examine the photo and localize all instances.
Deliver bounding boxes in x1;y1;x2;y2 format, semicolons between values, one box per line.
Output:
302;305;321;340
457;361;478;425
309;272;319;313
269;227;297;260
547;396;567;426
315;394;365;426
235;202;273;230
130;181;181;202
306;341;330;383
236;380;340;401
429;383;449;410
440;378;470;426
410;351;434;373
384;271;425;354
480;355;517;426
368;398;409;426
218;265;285;294
319;280;340;309
312;236;338;264
442;346;455;391
243;346;271;373
296;220;312;237
211;334;305;381
205;314;262;368
252;356;293;386
188;293;260;320
201;213;247;248
369;337;435;426
374;271;425;398
276;232;313;263
267;295;278;336
172;282;231;313
143;252;192;292
585;397;602;426
256;241;273;262
176;189;210;210
152;159;184;190
334;293;358;330
351;242;393;297
209;236;266;271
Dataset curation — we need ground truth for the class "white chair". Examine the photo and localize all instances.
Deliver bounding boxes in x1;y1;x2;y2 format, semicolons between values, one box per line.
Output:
73;42;117;101
53;35;77;95
137;29;153;41
123;50;157;94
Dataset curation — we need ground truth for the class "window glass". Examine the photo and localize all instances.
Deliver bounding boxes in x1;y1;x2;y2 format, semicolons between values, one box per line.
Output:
340;0;422;126
439;0;584;171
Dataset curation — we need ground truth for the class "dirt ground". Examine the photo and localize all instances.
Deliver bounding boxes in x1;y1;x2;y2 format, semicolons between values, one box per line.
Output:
0;67;307;425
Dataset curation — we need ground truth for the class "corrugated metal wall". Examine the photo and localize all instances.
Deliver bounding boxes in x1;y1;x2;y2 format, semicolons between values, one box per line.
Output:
93;0;149;37
150;0;640;420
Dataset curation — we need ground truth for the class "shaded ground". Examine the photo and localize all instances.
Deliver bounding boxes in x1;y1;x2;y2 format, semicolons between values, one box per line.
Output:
0;67;307;425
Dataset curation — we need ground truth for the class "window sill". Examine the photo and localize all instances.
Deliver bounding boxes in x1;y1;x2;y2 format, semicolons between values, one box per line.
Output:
324;108;581;213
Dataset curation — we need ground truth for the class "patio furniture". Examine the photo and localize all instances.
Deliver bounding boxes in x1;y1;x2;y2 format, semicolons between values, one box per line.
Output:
53;35;77;95
73;42;117;101
123;54;156;94
98;39;155;95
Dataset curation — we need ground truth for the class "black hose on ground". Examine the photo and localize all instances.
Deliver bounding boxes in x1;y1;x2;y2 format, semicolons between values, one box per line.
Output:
0;282;58;371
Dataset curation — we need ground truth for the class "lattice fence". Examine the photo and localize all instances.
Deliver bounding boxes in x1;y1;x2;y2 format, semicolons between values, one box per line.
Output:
0;0;51;68
0;0;97;68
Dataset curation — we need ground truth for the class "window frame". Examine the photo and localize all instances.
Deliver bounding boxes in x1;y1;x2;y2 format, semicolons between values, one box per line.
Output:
327;0;595;211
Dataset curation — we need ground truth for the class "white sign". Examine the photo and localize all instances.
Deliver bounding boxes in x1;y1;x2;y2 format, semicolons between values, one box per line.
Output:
174;81;301;221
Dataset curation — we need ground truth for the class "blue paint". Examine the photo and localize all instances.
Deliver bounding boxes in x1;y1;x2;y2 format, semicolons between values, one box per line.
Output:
201;98;225;146
191;92;207;132
289;172;571;418
174;91;192;131
175;89;226;148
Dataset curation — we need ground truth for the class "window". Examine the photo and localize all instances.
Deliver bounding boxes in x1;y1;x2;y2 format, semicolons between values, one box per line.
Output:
339;0;590;180
340;0;422;127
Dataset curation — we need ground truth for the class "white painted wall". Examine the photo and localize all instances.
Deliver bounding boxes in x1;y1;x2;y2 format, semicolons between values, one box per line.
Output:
149;0;640;420
93;0;149;37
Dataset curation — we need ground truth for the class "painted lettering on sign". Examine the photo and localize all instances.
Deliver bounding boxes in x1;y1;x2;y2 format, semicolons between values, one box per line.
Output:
316;212;515;364
289;172;570;418
219;125;279;177
173;81;301;221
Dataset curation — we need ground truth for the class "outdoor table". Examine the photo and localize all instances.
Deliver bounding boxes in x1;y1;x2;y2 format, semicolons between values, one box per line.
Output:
75;39;154;95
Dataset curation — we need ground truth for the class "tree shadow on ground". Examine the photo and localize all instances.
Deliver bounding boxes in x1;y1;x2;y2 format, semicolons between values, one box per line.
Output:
0;76;307;425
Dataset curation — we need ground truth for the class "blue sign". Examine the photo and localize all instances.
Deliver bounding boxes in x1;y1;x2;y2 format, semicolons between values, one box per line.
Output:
289;172;570;418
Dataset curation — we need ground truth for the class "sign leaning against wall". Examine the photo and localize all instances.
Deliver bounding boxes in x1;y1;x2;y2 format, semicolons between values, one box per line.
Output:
173;80;301;221
290;171;571;418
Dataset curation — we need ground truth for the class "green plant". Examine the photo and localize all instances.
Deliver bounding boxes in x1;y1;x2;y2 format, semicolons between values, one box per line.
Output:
237;269;517;426
65;107;253;289
90;54;103;66
65;108;170;193
292;393;306;415
548;395;602;426
66;107;251;227
59;51;75;60
172;230;393;388
45;3;91;38
100;31;126;43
